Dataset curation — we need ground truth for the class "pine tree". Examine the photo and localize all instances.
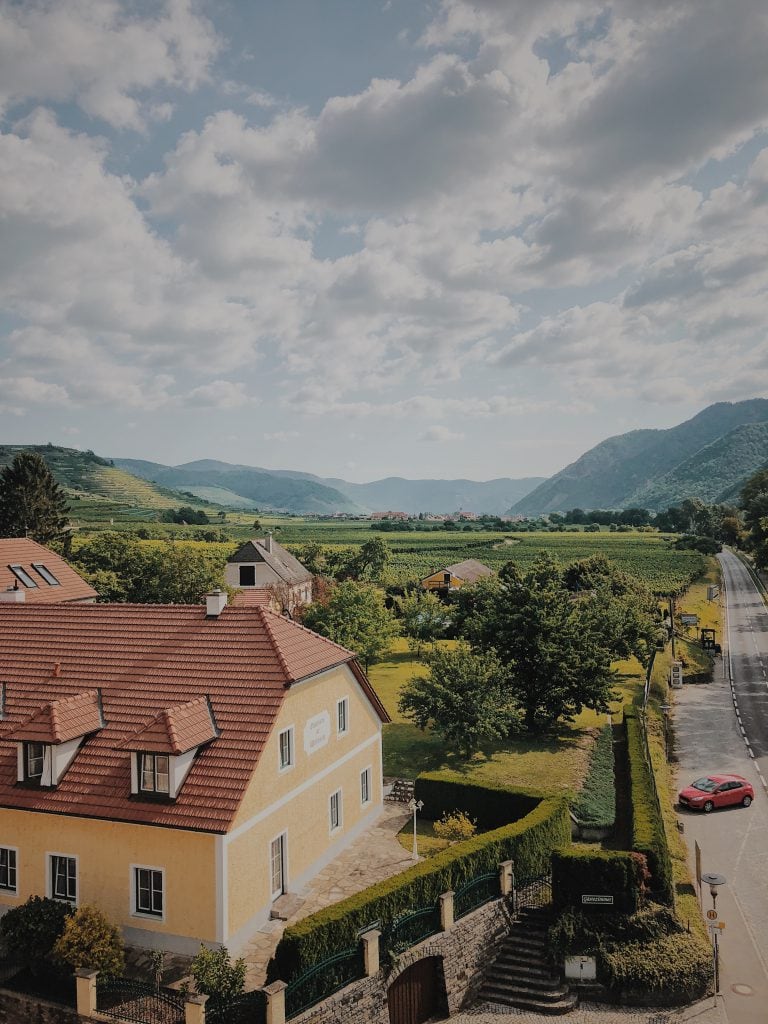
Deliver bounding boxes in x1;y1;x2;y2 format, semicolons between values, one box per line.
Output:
0;452;70;543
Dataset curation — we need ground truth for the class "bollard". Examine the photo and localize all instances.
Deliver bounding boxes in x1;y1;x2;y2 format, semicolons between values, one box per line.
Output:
360;928;381;976
75;969;98;1017
500;859;514;897
439;890;455;931
265;980;287;1024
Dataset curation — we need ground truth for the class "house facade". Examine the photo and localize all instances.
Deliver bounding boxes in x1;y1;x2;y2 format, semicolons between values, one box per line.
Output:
225;535;313;612
0;596;388;954
421;558;494;593
0;538;97;604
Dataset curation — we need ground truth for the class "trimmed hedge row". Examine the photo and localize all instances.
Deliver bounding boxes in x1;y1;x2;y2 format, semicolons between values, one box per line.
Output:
552;849;646;915
269;791;570;982
572;724;615;828
414;772;541;830
624;707;674;904
601;932;712;1004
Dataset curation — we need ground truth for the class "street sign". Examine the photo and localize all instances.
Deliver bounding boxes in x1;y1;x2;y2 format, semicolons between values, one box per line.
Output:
681;614;699;626
706;909;717;920
717;922;726;930
582;895;614;905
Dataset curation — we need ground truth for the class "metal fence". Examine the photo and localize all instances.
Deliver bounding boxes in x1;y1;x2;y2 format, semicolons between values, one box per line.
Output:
514;871;552;911
284;946;365;1021
96;977;186;1024
454;871;500;920
206;988;267;1024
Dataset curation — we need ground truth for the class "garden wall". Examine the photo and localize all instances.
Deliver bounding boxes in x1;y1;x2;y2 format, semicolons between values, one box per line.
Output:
0;988;85;1024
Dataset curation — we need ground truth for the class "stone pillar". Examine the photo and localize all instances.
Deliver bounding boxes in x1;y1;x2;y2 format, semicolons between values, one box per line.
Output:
500;859;514;897
439;890;454;931
75;968;98;1017
185;993;208;1024
265;980;287;1024
360;928;381;976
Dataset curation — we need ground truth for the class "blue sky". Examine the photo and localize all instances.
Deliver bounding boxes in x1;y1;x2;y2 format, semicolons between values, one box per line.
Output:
1;0;767;482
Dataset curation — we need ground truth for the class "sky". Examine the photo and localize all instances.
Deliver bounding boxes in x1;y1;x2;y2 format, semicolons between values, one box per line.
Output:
1;0;768;484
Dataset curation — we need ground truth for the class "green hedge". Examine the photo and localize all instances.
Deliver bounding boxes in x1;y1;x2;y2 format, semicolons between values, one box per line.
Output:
601;932;712;1004
414;772;541;830
572;724;615;828
625;708;673;904
552;849;645;914
269;793;570;982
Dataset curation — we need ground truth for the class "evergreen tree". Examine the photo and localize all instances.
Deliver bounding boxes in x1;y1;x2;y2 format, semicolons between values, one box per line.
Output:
0;452;69;543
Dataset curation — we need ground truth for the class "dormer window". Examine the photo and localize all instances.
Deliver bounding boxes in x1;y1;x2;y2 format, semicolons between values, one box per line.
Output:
25;742;45;782
140;754;170;795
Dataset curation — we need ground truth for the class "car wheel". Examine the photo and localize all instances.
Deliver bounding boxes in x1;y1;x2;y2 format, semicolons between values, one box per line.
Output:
703;801;714;813
742;795;752;807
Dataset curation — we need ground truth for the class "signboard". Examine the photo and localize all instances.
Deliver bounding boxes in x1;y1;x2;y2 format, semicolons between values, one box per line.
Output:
582;895;613;905
565;956;596;981
707;909;718;920
681;614;699;626
707;585;720;601
303;711;331;755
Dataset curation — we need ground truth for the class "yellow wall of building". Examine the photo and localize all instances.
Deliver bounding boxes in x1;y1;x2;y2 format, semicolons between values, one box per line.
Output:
421;571;462;590
0;809;217;943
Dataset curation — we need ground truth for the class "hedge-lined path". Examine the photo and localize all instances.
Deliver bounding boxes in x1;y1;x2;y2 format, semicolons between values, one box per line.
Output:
454;996;725;1023
242;804;411;988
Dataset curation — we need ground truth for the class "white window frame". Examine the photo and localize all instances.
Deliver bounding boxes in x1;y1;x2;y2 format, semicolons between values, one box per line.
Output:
269;831;288;901
329;789;343;834
130;864;165;922
47;852;78;905
0;846;18;895
336;697;349;737
277;726;295;772
25;742;46;782
360;766;372;807
139;753;170;795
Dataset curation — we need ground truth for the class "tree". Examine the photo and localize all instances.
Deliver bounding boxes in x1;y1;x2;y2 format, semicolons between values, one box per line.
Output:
467;554;618;733
300;580;399;669
398;590;452;655
740;468;768;569
190;945;246;1002
0;896;73;977
0;452;69;543
53;905;124;978
398;644;511;756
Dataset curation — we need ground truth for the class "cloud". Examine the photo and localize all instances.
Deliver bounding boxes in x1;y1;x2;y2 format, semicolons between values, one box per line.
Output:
418;425;465;442
186;380;252;408
263;430;300;442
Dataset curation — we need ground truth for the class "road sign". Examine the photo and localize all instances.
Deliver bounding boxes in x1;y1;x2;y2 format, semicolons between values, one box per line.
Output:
706;909;718;920
717;921;726;930
681;614;699;626
582;895;614;905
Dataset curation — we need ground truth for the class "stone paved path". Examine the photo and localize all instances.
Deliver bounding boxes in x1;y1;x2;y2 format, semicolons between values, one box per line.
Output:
451;997;726;1024
243;803;412;987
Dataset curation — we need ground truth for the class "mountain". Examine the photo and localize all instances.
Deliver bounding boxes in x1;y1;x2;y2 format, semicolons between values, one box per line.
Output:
511;399;768;515
326;476;544;515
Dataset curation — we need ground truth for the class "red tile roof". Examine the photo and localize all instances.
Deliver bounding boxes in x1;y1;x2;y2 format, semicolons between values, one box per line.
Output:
121;696;218;755
0;539;97;604
4;689;103;745
0;603;388;833
231;588;273;608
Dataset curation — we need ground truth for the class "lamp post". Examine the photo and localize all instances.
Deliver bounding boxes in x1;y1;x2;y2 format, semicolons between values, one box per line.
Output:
659;704;671;761
408;798;424;861
702;872;726;1003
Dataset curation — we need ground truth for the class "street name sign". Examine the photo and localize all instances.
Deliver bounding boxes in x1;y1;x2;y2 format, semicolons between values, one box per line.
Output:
582;895;614;905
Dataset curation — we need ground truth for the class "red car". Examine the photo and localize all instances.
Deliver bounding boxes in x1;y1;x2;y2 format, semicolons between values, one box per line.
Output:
678;774;754;812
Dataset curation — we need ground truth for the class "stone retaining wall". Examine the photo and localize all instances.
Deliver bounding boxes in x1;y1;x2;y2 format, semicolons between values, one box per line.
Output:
0;988;85;1024
291;895;515;1024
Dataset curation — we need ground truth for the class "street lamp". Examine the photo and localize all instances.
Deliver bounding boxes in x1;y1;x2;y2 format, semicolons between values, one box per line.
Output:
701;872;726;1003
659;704;671;761
408;798;424;861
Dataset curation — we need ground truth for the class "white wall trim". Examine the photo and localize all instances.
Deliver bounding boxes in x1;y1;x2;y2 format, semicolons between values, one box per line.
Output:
225;731;380;846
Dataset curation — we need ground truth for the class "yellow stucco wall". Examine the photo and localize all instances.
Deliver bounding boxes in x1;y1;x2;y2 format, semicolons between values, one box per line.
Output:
225;664;383;938
0;809;217;942
421;570;462;590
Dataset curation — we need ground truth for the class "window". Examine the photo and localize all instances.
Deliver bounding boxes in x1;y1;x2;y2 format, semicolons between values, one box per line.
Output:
336;698;349;736
134;867;164;918
360;767;371;806
26;742;45;782
50;855;77;903
239;565;256;587
278;728;294;771
329;789;342;832
8;565;37;588
140;753;170;795
32;563;60;586
0;848;17;893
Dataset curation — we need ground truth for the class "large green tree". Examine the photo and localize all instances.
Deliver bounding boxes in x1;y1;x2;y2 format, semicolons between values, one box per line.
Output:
740;468;768;569
398;590;452;655
300;580;398;669
0;452;69;543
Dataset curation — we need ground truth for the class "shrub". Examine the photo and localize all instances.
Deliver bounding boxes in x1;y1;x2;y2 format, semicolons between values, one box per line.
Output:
433;810;478;842
601;932;712;1004
552;849;647;914
414;772;541;831
270;793;569;981
572;724;616;828
0;896;73;976
53;906;124;978
625;708;674;903
190;945;246;1002
548;904;682;959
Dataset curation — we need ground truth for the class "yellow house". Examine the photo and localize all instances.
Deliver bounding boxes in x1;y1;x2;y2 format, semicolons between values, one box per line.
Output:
421;558;493;593
0;592;389;954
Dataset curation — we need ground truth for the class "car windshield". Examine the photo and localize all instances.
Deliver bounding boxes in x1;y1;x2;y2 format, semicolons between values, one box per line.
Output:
691;778;719;792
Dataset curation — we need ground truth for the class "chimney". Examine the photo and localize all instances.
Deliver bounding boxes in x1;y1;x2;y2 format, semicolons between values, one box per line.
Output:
265;531;273;553
0;586;25;604
205;589;227;618
52;660;62;678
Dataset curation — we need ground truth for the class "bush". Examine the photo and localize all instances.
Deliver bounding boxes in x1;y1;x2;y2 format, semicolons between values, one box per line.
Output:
572;724;616;828
625;708;674;903
53;906;124;978
0;896;73;975
552;849;648;914
270;793;569;981
548;904;681;958
414;773;541;831
432;810;477;842
190;945;246;1001
601;932;712;1004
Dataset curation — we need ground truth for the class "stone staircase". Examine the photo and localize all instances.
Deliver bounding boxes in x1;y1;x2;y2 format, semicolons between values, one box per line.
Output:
480;907;578;1015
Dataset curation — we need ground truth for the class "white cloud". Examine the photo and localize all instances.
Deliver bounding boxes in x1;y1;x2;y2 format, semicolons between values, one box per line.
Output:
186;380;252;408
263;430;300;442
418;425;465;442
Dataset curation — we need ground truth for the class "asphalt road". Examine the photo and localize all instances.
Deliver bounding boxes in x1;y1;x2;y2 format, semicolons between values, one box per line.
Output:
673;549;768;1024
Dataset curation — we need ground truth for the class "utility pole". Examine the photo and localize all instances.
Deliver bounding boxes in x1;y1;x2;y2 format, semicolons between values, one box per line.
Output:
669;596;676;660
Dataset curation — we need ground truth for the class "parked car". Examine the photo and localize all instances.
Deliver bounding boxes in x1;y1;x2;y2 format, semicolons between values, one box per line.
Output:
678;774;754;812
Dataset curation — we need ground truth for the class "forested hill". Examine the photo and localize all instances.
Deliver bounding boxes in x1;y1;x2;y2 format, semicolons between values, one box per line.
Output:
511;399;768;514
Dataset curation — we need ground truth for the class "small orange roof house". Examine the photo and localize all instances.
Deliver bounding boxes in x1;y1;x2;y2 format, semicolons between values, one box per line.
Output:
0;594;389;954
421;558;494;592
0;538;96;604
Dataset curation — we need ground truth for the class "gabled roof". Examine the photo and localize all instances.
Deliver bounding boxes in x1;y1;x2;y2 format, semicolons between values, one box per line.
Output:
121;696;218;755
0;603;387;833
4;690;103;745
228;538;312;585
0;539;97;604
231;588;274;608
443;559;494;583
